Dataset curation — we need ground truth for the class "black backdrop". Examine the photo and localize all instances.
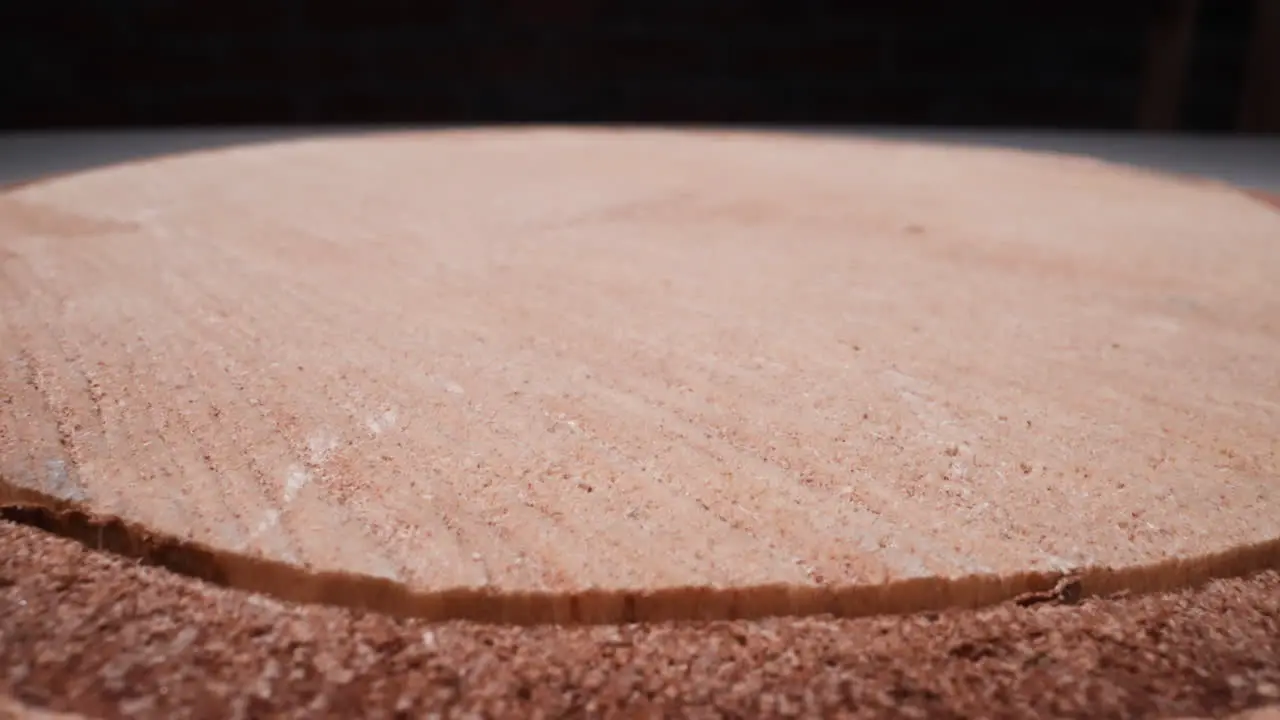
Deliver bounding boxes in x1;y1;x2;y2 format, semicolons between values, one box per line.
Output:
0;0;1259;131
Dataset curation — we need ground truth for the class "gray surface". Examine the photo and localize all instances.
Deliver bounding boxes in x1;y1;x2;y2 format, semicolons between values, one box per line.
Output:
1;126;1278;191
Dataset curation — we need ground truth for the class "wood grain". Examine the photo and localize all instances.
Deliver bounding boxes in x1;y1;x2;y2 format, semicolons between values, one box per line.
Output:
1;128;1278;623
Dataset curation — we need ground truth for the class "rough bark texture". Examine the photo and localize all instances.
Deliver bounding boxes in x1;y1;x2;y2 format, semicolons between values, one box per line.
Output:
1;520;1278;719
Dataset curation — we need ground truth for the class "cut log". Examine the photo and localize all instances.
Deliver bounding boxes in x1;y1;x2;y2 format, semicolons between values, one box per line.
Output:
1;129;1278;623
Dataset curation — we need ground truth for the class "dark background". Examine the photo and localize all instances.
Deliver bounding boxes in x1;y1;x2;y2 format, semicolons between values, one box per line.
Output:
2;0;1276;133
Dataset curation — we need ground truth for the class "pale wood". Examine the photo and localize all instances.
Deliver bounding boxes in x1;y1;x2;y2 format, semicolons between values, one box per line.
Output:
1;129;1278;623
